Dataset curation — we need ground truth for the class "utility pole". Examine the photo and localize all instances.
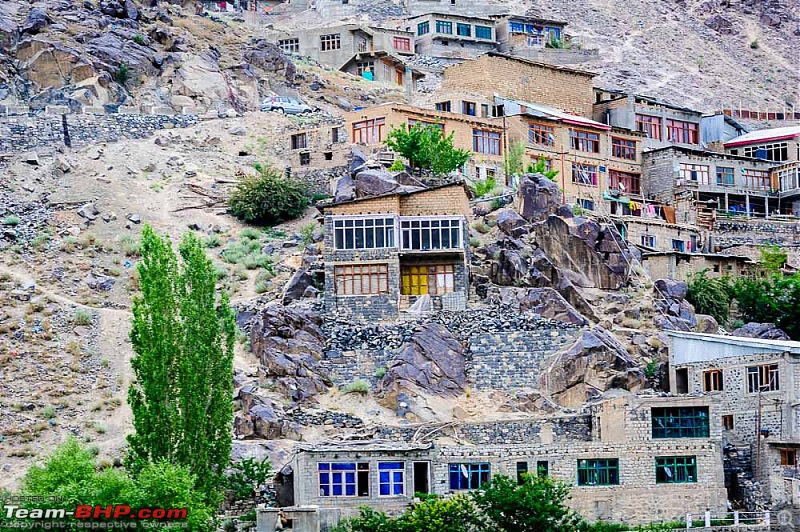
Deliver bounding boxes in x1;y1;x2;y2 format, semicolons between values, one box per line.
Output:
755;388;762;481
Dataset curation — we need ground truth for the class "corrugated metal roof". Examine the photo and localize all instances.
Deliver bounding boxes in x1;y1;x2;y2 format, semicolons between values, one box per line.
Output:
724;126;800;147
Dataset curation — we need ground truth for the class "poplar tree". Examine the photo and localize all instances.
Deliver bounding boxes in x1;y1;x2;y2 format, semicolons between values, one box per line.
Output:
128;225;236;506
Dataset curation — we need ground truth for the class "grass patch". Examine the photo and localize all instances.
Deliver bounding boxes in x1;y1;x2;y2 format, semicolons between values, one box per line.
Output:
204;234;222;248
254;280;269;294
343;379;370;395
2;215;20;226
31;234;49;249
73;308;93;326
120;234;141;257
42;406;56;419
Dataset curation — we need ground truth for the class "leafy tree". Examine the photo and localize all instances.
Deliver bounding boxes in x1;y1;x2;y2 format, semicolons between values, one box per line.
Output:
526;155;559;182
731;274;800;339
224;457;273;502
228;163;309;225
686;270;730;324
759;244;787;274
128;225;236;506
504;141;525;178
472;474;583;532
333;495;483;532
385;123;470;176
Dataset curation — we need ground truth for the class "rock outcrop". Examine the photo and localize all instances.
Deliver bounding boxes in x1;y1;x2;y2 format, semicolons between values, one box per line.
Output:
732;322;791;341
250;306;331;402
234;385;301;440
485;286;588;326
517;173;561;222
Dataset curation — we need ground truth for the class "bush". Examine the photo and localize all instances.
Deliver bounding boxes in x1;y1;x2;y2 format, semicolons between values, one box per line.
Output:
750;39;759;49
300;223;317;246
120;234;141;257
471;177;497;198
113;62;130;86
686;270;730;324
344;379;370;395
3;214;21;226
241;253;272;271
375;367;386;378
388;159;405;172
73;308;93;326
228;164;308;225
204;234;222;248
133;34;146;45
469;237;481;248
224;457;273;502
254;280;270;294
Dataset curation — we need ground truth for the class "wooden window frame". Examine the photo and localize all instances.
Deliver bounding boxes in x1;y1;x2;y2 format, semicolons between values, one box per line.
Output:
635;114;662;140
417;21;430;35
472;129;501;155
742;168;771;191
277;38;299;54
435;101;451;112
722;415;734;431
456;23;471;37
666;119;699;144
334;264;390;296
679;163;710;185
400;264;456;296
461;101;476;116
529;123;555;146
436;20;453;34
475;25;492;39
320;33;341;51
290;132;307;150
318;462;369;497
609;170;640;194
378;462;405;497
780;449;797;467
716;166;735;186
393;36;411;51
351;117;385;145
569;129;600;153
747;363;779;393
703;369;723;392
743;142;789;162
571;163;598;187
611;137;636;160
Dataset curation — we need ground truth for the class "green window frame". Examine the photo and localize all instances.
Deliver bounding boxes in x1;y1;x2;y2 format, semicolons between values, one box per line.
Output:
475;25;492;39
456;23;471;37
651;407;709;438
577;458;619;486
436;20;453;34
417;21;430;36
655;456;697;484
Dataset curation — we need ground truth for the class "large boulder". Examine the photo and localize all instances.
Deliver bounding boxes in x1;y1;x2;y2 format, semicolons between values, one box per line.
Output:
353;169;399;197
541;326;645;407
486;286;588;325
87;33;157;78
495;208;529;237
17;38;96;90
732;322;790;341
333;174;355;202
171;51;227;103
244;40;296;83
654;278;688;300
250;306;330;402
378;323;466;400
233;385;301;440
282;268;321;305
517;173;561;222
695;314;719;334
21;7;51;35
0;2;18;50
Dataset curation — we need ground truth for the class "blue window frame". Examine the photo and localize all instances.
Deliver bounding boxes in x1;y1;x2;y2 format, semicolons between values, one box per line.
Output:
456;23;471;37
378;462;405;496
509;21;524;33
436;20;453;34
318;463;356;496
449;463;490;490
417;21;429;35
475;25;492;39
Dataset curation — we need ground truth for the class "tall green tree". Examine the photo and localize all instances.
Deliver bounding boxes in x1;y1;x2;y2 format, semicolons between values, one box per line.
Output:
128;225;236;506
526;155;559;182
385;123;470;176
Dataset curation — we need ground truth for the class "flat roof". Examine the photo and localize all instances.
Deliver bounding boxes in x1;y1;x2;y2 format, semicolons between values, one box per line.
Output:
643;145;775;164
499;96;610;130
724;126;800;148
297;441;433;452
480;51;597;77
318;180;469;210
668;330;800;365
405;12;495;22
594;87;702;115
488;13;568;26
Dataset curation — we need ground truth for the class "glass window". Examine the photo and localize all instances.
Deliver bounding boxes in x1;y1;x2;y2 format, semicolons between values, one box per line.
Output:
334;264;389;295
462;101;476;116
570;129;600;153
743;142;789;162
473;129;501;155
609;170;640;194
703;369;723;391
278;38;299;54
475;25;492;39
333;217;395;249
516;462;528;484
781;449;797;466
291;133;307;150
400;218;461;250
742;169;771;191
436;20;453;34
529;123;555;146
318;463;357;496
680;163;710;185
401;264;455;296
456;23;471;37
378;462;405;496
351;118;386;145
651;407;710;438
572;164;598;187
449;463;490;490
611;137;636;160
722;415;734;431
666;119;699;144
320;34;341;51
655;456;697;484
716;167;735;186
747;364;779;393
393;36;411;51
635;114;662;140
435;101;451;112
577;459;619;486
417;21;430;35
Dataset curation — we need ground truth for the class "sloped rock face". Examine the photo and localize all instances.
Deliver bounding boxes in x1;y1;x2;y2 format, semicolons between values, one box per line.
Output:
86;33;157;77
541;326;645;407
485;286;588;326
234;385;301;440
653;278;697;331
732;322;790;340
377;323;466;399
517;173;561;222
17;38;96;90
250;306;331;402
243;40;295;83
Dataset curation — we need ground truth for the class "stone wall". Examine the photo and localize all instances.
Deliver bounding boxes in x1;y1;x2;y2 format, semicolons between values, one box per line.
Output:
713;219;800;249
468;329;580;390
0;111;198;153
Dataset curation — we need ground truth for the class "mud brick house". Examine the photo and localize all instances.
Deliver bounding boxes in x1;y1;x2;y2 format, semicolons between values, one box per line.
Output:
639;250;751;281
439;53;597;117
499;96;644;212
667;332;800;507
593;89;704;151
317;182;472;321
642;146;780;225
276;394;727;528
344;103;506;182
403;13;497;59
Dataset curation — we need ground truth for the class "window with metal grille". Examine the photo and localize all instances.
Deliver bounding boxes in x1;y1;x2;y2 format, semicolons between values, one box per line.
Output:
400;218;461;250
378;462;405;496
679;163;710;184
571;164;598;186
290;133;307;150
640;234;656;247
393;37;411;51
278;38;299;54
449;463;490;490
703;369;723;391
475;25;492;39
417;21;430;35
743;169;771;191
611;137;636;160
473;129;501;155
318;462;369;496
651;407;710;438
609;170;640;194
577;459;619;486
352;117;385;144
320;34;341;51
299;152;310;166
334;264;389;295
333;217;395;250
747;364;779;393
570;129;600;152
635;114;662;140
716;166;735;186
529;123;555;146
456;23;471;36
655;456;697;483
401;264;455;296
436;20;453;34
666;119;699;144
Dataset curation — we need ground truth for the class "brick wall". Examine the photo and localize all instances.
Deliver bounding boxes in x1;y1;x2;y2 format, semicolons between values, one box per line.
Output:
326;196;401;215
441;54;595;117
399;185;471;217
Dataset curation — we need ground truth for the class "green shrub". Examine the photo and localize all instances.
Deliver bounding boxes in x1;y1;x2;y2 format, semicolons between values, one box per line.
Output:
239;228;262;241
344;379;370;395
388;159;405;172
233;266;249;281
42;406;57;419
3;214;21;226
472;219;490;234
31;234;49;249
643;360;660;380
73;308;93;326
204;234;222;248
224;457;273;502
241;253;272;271
750;39;759;49
120;234;141;257
113;62;130;86
471;176;497;198
375;367;386;378
686;270;730;324
214;264;228;279
300;223;317;246
228;164;309;225
254;280;270;294
133;34;146;45
469;237;481;247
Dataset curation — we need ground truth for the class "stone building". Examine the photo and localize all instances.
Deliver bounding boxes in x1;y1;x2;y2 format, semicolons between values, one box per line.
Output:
641;146;780;225
593;89;704;151
639;250;751;281
439;53;597;117
667;331;800;507
343;103;506;182
318;182;472;321
402;13;498;59
278;394;727;528
280;118;350;173
490;14;599;66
